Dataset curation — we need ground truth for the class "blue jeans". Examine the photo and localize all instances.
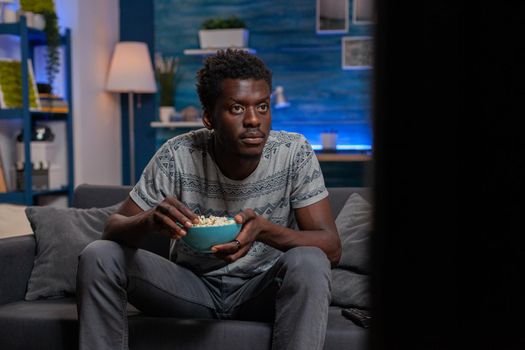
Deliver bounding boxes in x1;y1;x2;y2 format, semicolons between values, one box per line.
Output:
76;240;332;350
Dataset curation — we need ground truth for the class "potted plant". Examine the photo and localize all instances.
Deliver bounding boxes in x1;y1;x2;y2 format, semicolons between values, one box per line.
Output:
155;53;179;123
20;0;60;95
199;16;249;49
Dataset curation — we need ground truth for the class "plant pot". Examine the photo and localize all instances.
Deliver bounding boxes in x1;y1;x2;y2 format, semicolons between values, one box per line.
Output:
33;14;45;30
159;106;175;123
198;29;249;49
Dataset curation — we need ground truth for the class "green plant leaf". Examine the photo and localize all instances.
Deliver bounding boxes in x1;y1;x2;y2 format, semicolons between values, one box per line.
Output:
201;16;246;29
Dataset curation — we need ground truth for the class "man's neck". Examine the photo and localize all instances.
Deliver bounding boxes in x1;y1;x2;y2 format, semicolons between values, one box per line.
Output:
210;136;261;180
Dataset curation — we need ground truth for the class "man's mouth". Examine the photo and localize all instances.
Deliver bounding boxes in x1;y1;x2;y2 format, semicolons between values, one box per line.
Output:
240;132;265;145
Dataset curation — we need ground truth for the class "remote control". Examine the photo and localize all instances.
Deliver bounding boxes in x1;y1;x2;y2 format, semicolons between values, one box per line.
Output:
341;308;372;328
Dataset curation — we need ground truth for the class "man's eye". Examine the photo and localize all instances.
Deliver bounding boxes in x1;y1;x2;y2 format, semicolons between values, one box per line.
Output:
257;104;269;112
231;105;244;114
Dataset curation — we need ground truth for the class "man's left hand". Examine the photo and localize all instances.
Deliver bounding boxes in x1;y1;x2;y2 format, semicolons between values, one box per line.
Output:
211;209;263;263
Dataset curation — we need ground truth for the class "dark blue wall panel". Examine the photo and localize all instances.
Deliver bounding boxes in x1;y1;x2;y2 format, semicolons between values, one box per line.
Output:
154;0;373;149
120;0;157;184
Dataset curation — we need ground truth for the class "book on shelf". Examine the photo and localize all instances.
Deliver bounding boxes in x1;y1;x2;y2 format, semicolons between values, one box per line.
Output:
0;152;7;193
37;93;69;113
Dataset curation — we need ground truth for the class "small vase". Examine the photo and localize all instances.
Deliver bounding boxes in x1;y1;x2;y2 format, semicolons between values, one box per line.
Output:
159;106;175;123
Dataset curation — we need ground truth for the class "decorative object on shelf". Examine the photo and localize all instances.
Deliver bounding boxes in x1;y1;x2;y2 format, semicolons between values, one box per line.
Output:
15;161;49;191
36;83;67;113
316;0;349;34
15;125;57;191
106;41;157;184
341;36;373;70
352;0;375;25
16;125;55;142
321;130;338;151
0;0;15;23
180;105;200;122
0;58;40;109
20;0;60;93
199;16;249;49
32;12;45;30
154;52;179;123
272;86;290;109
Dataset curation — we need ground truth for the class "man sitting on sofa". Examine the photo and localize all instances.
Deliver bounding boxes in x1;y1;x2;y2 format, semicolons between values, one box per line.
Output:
76;49;341;350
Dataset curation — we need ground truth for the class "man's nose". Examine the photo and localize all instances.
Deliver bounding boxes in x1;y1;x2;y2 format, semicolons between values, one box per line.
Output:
243;107;261;127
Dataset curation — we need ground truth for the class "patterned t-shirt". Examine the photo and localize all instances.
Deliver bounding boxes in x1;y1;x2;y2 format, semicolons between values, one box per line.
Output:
130;128;328;278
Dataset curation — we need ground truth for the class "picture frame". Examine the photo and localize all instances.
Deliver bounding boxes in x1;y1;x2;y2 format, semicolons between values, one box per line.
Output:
316;0;349;34
352;0;375;25
341;36;373;70
0;58;41;110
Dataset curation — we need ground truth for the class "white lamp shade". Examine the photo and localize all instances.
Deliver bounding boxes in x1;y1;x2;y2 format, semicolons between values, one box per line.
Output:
106;42;157;93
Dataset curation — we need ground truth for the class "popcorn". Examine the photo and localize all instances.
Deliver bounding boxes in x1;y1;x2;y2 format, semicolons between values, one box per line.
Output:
193;215;235;227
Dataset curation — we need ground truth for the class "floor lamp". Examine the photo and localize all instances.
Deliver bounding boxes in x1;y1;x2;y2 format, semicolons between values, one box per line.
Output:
106;42;157;184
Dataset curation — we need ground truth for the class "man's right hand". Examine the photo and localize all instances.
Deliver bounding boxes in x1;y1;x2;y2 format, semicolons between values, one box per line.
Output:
149;196;199;240
103;195;199;246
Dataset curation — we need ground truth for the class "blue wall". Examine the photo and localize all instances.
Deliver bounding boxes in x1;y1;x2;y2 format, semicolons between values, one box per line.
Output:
154;0;373;149
120;0;157;184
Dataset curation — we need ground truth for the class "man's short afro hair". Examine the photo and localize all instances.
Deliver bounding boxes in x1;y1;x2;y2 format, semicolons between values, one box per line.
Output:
196;49;272;113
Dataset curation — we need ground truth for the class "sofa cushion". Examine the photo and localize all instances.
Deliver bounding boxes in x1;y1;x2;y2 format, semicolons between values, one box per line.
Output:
24;203;120;300
335;192;372;273
331;269;370;309
0;203;32;238
331;192;372;309
0;300;366;350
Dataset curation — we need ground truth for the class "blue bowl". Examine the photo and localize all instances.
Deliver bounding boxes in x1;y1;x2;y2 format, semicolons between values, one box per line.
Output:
181;221;242;252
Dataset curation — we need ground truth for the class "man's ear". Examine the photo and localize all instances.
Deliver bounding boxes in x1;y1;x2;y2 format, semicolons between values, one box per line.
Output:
203;110;213;130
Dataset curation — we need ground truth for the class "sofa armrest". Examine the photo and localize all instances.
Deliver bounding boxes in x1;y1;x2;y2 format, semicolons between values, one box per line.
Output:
0;235;35;305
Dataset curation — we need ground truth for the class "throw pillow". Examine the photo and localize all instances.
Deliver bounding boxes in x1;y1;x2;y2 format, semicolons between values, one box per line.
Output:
24;203;121;300
330;192;373;309
331;268;370;309
335;192;372;274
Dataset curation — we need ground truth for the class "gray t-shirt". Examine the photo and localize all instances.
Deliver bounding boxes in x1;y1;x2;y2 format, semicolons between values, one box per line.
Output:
130;128;328;278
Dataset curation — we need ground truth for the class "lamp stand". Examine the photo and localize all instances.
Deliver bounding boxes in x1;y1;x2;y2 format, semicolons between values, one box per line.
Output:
128;92;135;184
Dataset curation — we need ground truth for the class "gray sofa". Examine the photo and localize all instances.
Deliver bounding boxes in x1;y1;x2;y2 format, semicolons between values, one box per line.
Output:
0;184;370;350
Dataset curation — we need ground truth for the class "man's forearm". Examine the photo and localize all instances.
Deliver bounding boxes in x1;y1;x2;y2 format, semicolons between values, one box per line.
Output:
257;220;341;265
102;211;152;247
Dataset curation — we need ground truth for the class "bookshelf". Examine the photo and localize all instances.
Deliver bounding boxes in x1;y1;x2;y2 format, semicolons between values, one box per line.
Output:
0;16;74;206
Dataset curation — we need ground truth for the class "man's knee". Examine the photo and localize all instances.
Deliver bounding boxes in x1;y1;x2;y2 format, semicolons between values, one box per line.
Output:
79;240;122;264
78;240;126;283
279;246;331;280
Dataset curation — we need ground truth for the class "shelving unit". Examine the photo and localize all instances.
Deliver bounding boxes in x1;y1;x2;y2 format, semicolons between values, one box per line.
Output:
0;16;74;206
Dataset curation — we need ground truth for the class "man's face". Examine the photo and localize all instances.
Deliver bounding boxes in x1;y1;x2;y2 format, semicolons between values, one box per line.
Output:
205;78;272;159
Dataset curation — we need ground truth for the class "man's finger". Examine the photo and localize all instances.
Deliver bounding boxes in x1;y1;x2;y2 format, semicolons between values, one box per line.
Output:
234;208;256;224
152;211;187;239
158;202;194;228
163;197;199;224
211;240;241;254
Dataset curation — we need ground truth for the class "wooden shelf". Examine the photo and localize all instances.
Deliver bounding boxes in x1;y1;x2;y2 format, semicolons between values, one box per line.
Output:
315;152;372;162
184;48;256;55
150;121;204;129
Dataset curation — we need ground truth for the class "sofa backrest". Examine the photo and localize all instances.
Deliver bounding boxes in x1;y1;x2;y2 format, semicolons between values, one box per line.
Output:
73;184;372;258
73;184;133;209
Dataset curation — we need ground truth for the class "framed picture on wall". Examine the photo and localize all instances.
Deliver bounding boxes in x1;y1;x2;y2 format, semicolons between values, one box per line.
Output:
342;36;373;70
316;0;349;34
353;0;375;25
